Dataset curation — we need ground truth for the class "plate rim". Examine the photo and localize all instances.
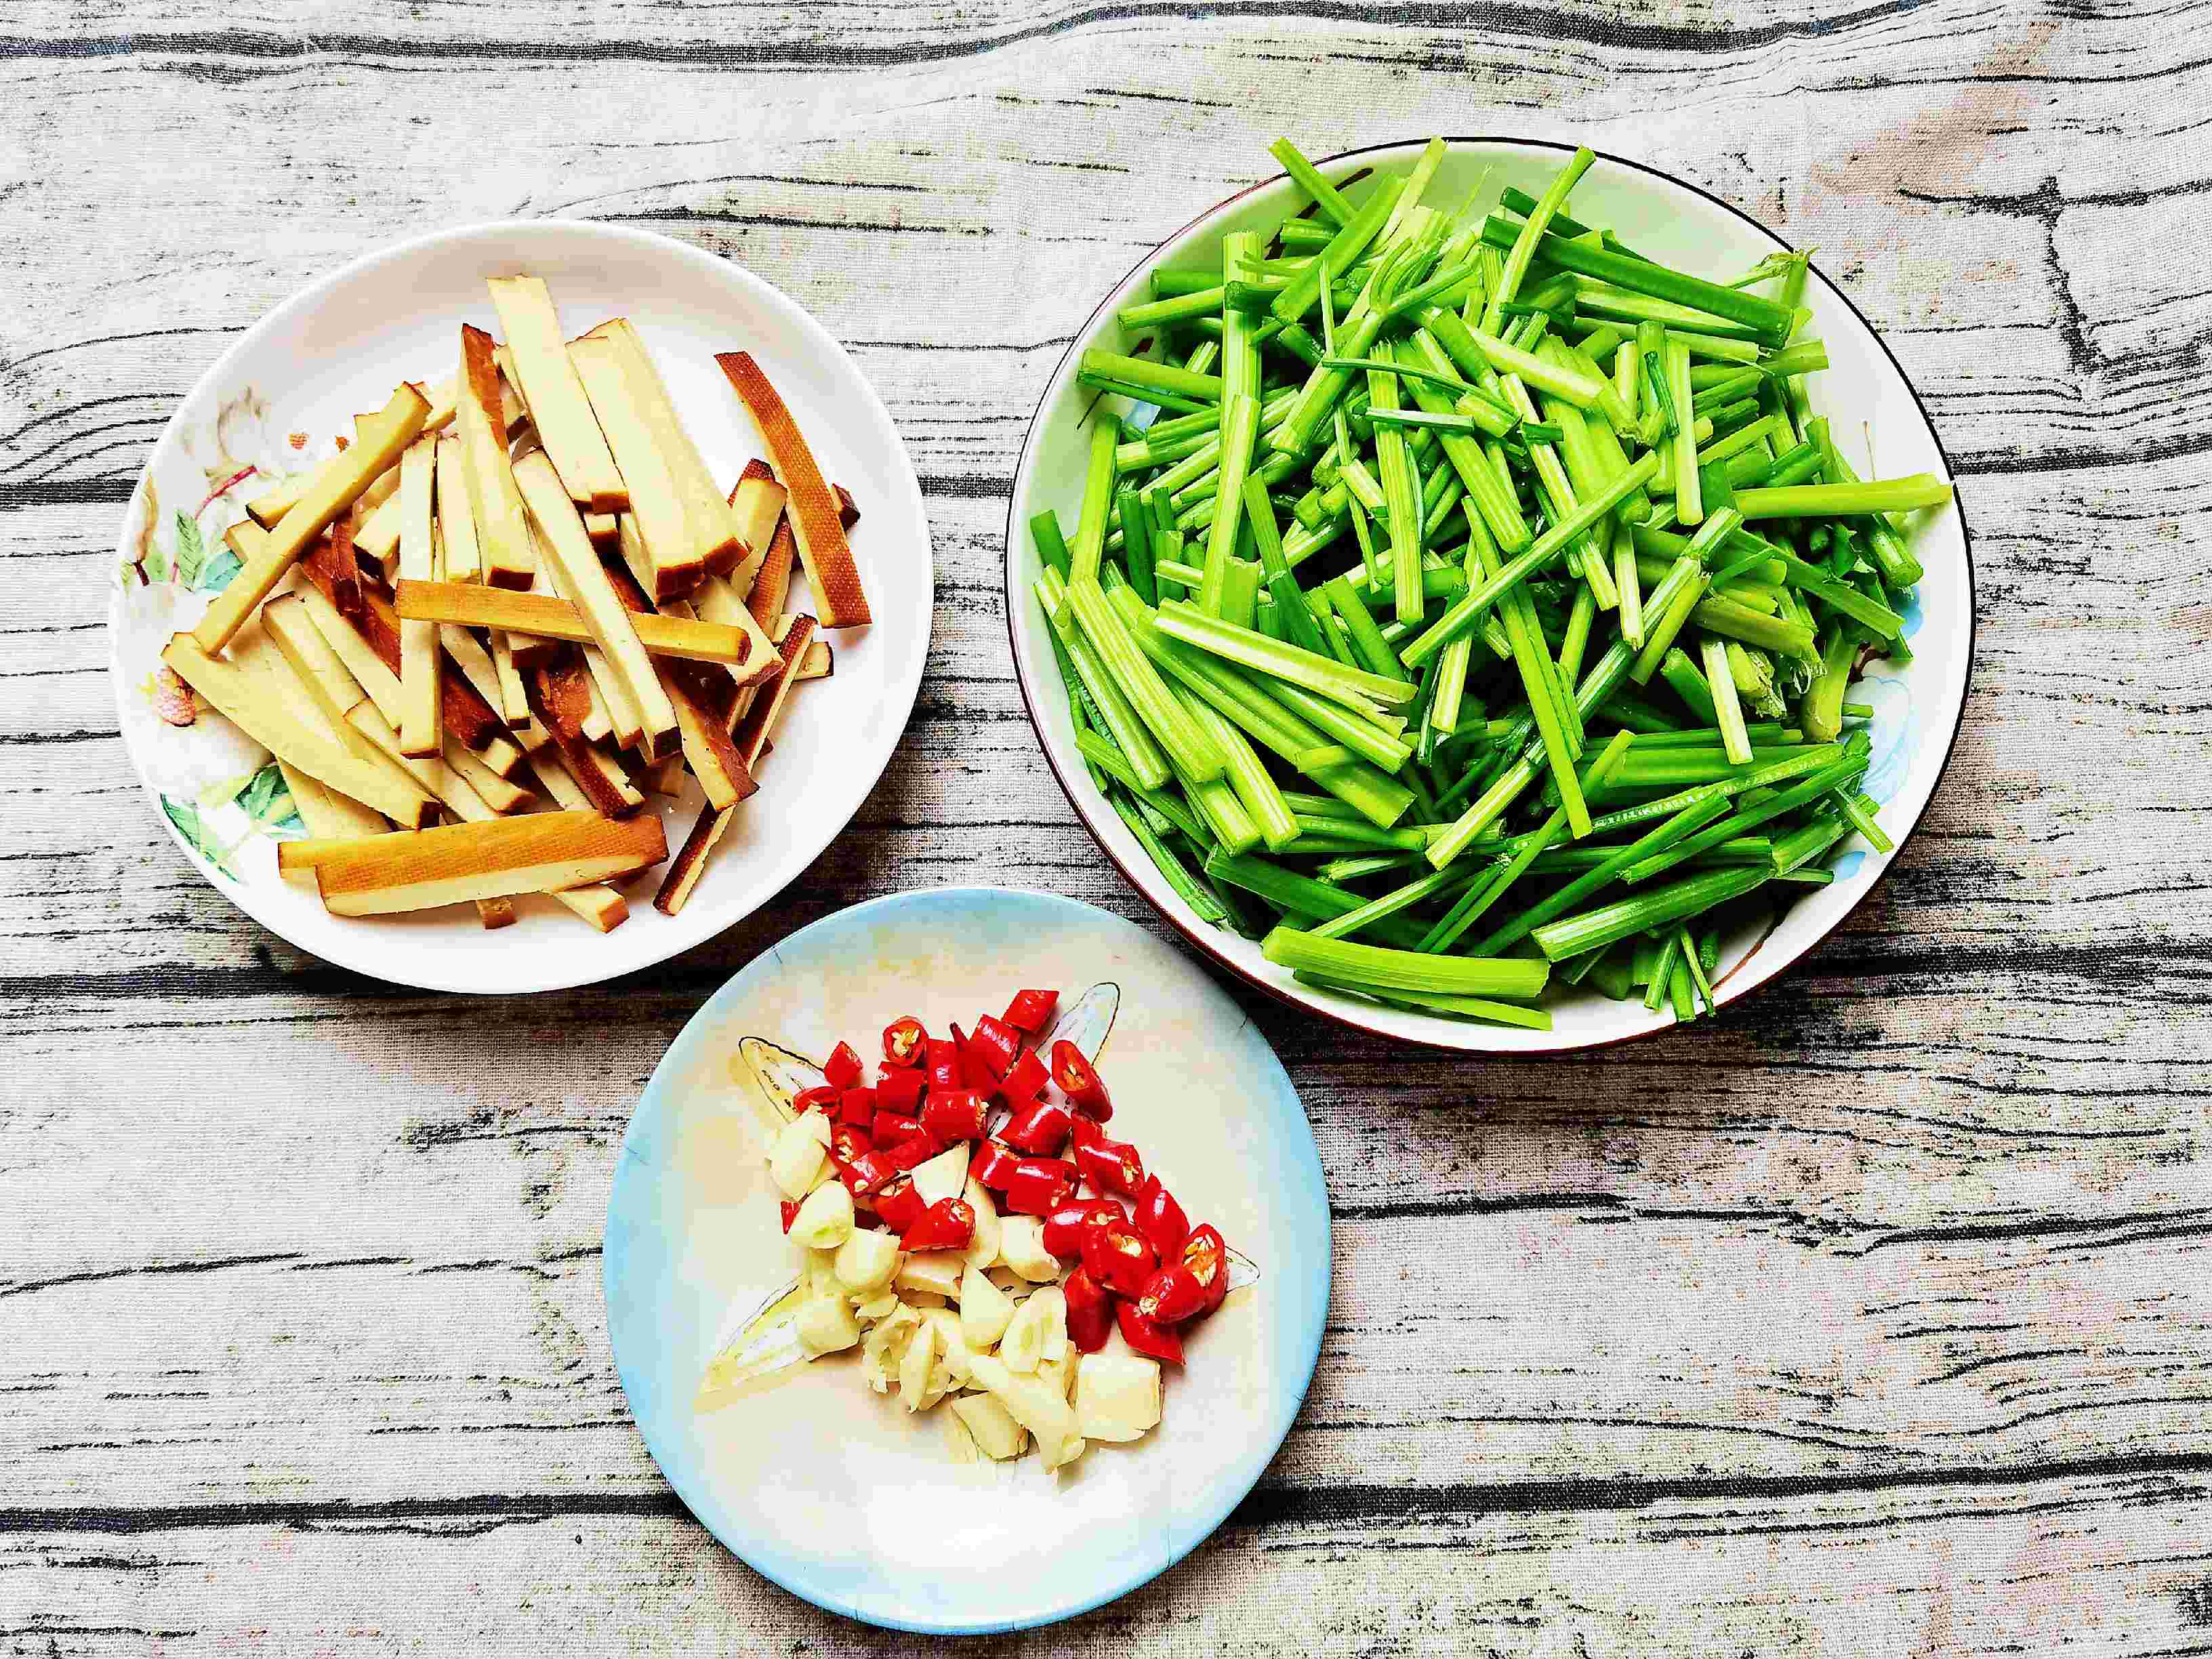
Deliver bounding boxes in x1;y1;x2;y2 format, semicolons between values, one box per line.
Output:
108;215;934;996
1002;136;1978;1055
600;882;1332;1635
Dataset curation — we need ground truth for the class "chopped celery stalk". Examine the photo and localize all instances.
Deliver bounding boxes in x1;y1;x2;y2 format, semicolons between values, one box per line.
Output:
1262;925;1551;1000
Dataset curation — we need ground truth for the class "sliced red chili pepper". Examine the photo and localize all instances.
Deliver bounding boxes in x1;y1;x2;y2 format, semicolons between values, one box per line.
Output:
840;1149;896;1197
885;1134;941;1172
1062;1265;1113;1353
1000;1048;1048;1104
823;1040;864;1090
1115;1296;1184;1365
779;1200;799;1235
1002;1158;1075;1216
1136;1263;1208;1324
948;1022;1000;1093
1042;1197;1125;1258
1002;1099;1073;1157
968;1014;1022;1080
829;1124;874;1166
838;1086;878;1127
918;1088;987;1143
1133;1175;1190;1258
1003;988;1059;1034
1074;1134;1144;1198
881;1015;928;1069
872;1112;924;1147
1050;1040;1112;1119
872;1175;924;1231
793;1084;840;1115
925;1038;961;1092
1067;1113;1103;1154
875;1067;925;1114
1182;1224;1230;1316
900;1196;977;1254
1081;1219;1157;1298
969;1142;1022;1192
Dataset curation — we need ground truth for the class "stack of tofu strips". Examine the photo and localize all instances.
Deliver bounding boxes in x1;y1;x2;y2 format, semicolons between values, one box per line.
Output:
161;274;872;932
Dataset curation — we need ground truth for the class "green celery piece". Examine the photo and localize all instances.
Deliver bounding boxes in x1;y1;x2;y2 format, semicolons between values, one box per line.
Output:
1197;392;1263;614
1109;792;1227;922
1532;863;1776;962
1067;419;1120;587
1037;569;1171;790
1272;176;1406;325
1291;971;1554;1030
1268;138;1357;226
1062;573;1227;783
1481;146;1595;334
1155;599;1417;712
1262;924;1551;999
1115;488;1157;605
1031;509;1073;577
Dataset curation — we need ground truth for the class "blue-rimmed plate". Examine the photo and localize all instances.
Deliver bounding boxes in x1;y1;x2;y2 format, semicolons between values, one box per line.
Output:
604;886;1330;1634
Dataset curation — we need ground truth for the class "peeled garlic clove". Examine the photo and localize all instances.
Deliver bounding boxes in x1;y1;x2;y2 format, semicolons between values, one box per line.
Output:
958;1264;1017;1350
998;1284;1065;1375
924;1306;973;1386
767;1113;832;1200
897;1315;940;1412
896;1250;964;1300
834;1227;901;1294
962;1178;1002;1271
909;1143;971;1209
794;1294;860;1359
995;1216;1059;1282
968;1353;1076;1450
787;1181;855;1250
951;1391;1029;1460
1073;1351;1162;1442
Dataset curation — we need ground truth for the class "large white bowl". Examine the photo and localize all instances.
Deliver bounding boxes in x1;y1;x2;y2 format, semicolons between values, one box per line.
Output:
1006;139;1973;1053
112;220;933;995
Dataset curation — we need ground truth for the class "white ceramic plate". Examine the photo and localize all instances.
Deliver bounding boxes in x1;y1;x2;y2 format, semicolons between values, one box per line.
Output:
604;886;1330;1633
110;220;931;994
1006;139;1973;1053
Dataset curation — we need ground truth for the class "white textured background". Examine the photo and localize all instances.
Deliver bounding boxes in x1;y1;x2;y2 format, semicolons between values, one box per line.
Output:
2;1;2209;1652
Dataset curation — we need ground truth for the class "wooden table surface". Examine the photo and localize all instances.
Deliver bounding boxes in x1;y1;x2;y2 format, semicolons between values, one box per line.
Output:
4;2;2209;1652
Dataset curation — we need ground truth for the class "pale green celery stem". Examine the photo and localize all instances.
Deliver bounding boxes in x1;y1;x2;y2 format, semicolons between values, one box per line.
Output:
1366;366;1426;624
1179;682;1298;851
1037;569;1172;790
1376;136;1448;246
1197;392;1263;615
1701;634;1754;765
1106;582;1415;810
1221;231;1263;403
1155;598;1416;713
1217;556;1263;632
1063;573;1227;781
1481;145;1594;334
1268;138;1356;226
1068;417;1120;586
1667;336;1702;525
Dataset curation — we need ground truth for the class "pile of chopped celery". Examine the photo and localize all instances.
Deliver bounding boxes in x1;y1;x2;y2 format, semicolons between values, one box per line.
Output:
1029;138;1952;1029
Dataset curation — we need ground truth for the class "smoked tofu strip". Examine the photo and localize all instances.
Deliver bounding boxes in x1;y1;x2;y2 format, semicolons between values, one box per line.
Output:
569;334;706;598
582;319;747;575
163;637;436;829
192;384;430;654
279;810;666;916
715;352;868;628
512;450;680;761
395;434;441;756
456;323;535;590
487;276;627;512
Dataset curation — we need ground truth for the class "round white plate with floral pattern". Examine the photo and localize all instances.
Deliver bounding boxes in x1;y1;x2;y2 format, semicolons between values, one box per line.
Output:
111;220;932;994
